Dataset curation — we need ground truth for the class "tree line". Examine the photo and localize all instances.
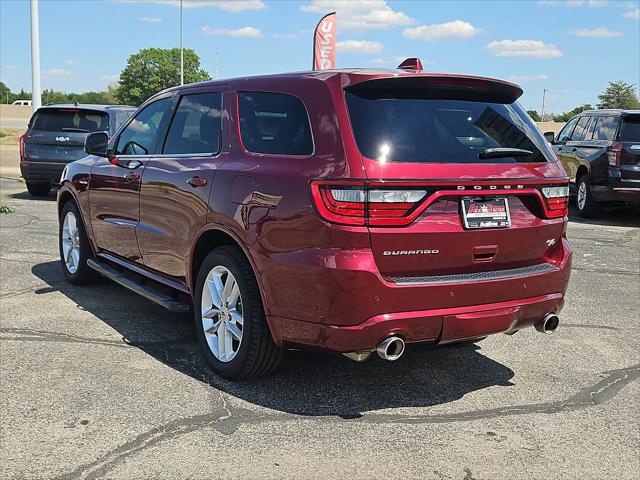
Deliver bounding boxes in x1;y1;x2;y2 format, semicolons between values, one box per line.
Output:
2;47;639;123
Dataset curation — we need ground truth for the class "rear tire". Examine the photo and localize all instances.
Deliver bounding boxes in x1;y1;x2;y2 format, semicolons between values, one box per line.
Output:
576;174;599;218
194;246;283;380
26;182;50;197
59;201;97;285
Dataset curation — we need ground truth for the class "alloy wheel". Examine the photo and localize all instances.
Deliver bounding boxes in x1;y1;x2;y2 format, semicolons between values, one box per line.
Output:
61;211;81;274
577;181;586;211
201;266;244;362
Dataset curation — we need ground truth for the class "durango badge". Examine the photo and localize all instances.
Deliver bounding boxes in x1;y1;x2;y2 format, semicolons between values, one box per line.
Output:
383;250;439;256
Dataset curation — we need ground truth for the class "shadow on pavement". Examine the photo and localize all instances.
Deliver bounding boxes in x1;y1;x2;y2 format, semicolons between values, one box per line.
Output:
568;203;640;228
32;260;515;417
10;190;56;201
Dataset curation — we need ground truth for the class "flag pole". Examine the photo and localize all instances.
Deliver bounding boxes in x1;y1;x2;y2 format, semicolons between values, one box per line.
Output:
30;0;42;111
180;0;184;85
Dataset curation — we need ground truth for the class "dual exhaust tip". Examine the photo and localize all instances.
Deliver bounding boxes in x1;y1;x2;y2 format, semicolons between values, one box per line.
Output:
344;313;559;362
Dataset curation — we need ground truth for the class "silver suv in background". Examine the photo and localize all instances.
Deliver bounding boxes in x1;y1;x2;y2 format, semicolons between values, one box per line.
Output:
19;104;135;196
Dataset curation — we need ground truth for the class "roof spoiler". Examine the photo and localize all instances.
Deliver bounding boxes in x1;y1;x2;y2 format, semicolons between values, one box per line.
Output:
346;75;523;104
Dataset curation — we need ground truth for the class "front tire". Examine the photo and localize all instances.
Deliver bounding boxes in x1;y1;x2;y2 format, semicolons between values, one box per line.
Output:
576;174;599;218
194;246;283;380
59;201;96;284
26;182;51;197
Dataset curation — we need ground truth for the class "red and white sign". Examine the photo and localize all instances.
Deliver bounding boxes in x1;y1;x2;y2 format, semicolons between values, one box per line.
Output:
313;12;336;70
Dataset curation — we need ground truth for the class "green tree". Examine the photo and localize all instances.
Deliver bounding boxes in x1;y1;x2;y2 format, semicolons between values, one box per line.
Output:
553;104;594;123
115;48;210;106
597;81;640;109
0;81;11;104
527;110;541;122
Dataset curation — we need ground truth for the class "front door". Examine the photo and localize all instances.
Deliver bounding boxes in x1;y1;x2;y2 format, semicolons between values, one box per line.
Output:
89;96;174;261
137;90;226;280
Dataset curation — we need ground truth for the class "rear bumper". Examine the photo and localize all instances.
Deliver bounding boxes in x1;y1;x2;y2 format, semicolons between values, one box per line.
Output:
592;167;640;205
265;238;572;352
268;292;565;352
20;160;68;185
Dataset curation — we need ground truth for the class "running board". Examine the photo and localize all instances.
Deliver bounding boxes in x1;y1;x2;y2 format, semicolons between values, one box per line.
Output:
87;259;190;313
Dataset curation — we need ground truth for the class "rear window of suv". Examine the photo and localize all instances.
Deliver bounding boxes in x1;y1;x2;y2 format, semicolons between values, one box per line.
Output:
619;115;640;141
345;92;554;163
31;109;109;133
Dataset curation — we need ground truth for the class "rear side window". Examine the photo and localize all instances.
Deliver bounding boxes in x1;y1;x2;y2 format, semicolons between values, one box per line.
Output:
570;116;590;140
116;97;172;155
163;92;222;155
619;115;640;141
345;93;553;163
31;109;109;133
238;92;313;155
592;116;619;141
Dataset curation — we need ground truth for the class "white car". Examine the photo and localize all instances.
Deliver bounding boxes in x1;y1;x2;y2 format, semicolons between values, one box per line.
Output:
12;100;32;106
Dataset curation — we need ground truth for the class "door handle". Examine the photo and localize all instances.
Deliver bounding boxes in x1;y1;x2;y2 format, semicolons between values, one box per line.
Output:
187;176;208;187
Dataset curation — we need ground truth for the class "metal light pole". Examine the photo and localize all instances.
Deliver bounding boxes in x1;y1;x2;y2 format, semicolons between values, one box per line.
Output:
541;88;548;122
30;0;42;111
179;0;184;85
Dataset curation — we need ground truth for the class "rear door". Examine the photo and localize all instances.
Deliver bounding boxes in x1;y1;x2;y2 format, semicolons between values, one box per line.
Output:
343;76;568;279
617;113;640;183
137;90;225;280
89;96;174;261
25;108;109;163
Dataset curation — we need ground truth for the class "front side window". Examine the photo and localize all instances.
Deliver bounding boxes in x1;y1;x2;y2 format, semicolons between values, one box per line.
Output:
570;116;590;141
238;92;313;155
116;97;172;156
163;92;222;155
592;116;619;141
557;117;578;143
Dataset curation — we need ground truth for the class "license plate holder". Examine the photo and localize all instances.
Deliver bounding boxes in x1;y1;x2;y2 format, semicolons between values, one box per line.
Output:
461;198;511;229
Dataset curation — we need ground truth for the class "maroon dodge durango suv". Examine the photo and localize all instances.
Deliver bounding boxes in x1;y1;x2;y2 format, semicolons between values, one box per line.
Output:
57;65;572;379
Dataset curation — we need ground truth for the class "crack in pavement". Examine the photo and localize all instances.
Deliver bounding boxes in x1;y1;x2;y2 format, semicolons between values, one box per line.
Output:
53;363;639;480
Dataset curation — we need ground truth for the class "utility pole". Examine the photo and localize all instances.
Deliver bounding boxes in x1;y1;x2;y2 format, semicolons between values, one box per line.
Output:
541;88;548;122
179;0;184;85
30;0;42;111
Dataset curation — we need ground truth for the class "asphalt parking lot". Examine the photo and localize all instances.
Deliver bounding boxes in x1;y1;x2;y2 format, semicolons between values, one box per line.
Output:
1;168;639;479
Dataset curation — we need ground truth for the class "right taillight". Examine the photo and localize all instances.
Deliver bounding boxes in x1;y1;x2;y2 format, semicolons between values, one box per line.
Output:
607;142;622;166
540;185;569;218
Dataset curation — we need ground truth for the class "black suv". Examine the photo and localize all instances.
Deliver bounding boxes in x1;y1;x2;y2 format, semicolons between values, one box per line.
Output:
548;110;640;217
19;104;135;196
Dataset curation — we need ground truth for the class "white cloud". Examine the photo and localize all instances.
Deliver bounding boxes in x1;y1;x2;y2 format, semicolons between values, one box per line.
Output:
568;27;622;37
116;0;266;12
201;26;261;37
3;64;19;69
65;59;77;65
300;0;413;31
273;33;299;40
336;39;383;54
623;9;640;20
507;74;550;83
538;0;607;6
43;68;73;77
139;16;162;23
101;74;120;82
403;20;481;41
370;58;387;65
486;39;563;58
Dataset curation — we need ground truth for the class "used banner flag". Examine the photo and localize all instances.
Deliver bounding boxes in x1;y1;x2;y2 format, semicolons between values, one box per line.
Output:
313;12;336;70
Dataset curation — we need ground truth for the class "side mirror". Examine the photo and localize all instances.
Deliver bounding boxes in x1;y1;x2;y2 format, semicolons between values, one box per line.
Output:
543;131;556;143
85;131;109;157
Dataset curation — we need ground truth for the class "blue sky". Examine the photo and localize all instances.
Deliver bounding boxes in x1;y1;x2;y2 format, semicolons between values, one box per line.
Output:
1;0;638;114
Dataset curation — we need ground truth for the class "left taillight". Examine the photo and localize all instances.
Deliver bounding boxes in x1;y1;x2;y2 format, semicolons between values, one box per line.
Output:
540;185;569;218
19;134;26;160
607;142;622;166
311;181;429;226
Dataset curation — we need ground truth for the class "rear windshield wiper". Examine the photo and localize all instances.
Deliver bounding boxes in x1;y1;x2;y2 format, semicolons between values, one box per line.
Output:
61;127;90;133
479;147;533;160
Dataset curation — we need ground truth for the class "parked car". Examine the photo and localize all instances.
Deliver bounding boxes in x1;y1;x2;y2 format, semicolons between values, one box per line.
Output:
58;65;572;379
12;99;32;106
546;109;640;217
20;104;135;196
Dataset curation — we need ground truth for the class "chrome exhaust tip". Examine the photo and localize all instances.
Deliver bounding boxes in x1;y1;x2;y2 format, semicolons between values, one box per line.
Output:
535;313;560;334
376;336;405;361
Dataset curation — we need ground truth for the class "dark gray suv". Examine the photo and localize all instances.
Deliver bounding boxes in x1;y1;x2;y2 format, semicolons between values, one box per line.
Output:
548;109;640;217
19;104;135;196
